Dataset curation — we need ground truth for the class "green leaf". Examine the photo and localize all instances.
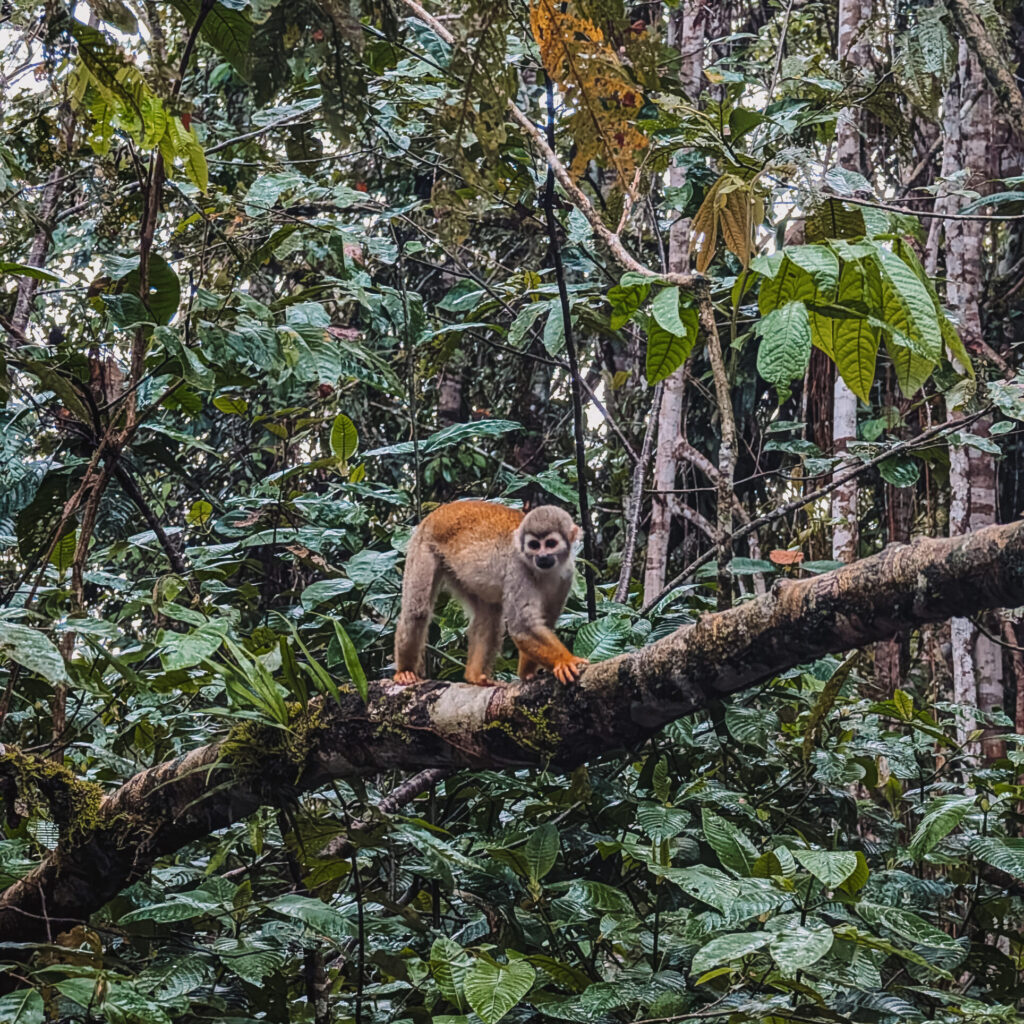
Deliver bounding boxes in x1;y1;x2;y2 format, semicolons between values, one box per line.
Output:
159;622;226;670
756;301;812;395
117;253;181;325
186;499;214;527
573;614;630;661
908;796;974;859
525;823;559;880
363;419;520;457
300;578;355;610
0;989;45;1023
690;932;770;977
838;850;870;894
812;259;882;401
332;621;367;702
873;245;942;360
645;312;697;385
885;336;933;397
768;918;834;973
0;621;69;683
651;286;690;337
856;902;961;951
508;302;548;348
783;245;839;292
464;959;535;1024
0;262;61;282
757;258;817;313
607;281;650;330
636;802;691;842
541;304;566;356
892;687;914;720
168;0;253;78
213;395;248;415
702;809;758;877
792;849;858;887
431;937;471;1012
968;836;1024;877
50;530;77;574
878;454;920;488
805;198;866;242
330;413;359;462
268;893;355;941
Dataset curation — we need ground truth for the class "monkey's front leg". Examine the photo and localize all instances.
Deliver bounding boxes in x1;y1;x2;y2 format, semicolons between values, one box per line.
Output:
511;627;588;684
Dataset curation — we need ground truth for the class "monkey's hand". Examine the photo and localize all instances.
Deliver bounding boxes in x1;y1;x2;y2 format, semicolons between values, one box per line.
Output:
394;670;425;685
552;656;589;685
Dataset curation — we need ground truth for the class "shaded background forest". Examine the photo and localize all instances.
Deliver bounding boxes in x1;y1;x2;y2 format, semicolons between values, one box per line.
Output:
4;0;1024;1021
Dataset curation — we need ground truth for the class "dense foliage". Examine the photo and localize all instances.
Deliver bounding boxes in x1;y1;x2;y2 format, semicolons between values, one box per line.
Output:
3;0;1024;1021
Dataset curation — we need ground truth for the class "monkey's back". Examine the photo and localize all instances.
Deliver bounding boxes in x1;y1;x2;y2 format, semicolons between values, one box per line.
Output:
416;500;524;605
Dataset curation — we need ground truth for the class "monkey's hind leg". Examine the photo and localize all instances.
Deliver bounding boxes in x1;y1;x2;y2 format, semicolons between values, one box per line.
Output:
463;600;503;685
394;538;441;685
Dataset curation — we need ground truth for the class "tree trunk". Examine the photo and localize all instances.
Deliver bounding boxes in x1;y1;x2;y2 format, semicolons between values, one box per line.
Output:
830;0;872;564
942;42;1004;760
643;0;707;599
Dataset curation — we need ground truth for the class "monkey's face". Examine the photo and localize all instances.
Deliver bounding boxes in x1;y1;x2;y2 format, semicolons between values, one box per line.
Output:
521;530;571;572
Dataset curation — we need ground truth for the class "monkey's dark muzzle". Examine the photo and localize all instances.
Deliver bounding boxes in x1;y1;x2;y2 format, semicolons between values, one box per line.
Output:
535;555;556;570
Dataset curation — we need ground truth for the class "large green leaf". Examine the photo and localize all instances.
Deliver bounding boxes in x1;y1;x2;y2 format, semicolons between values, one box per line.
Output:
645;312;698;384
690;932;769;977
809;259;881;401
464;959;535;1024
885;336;934;397
969;836;1024;877
525;823;559;880
607;280;650;330
431;937;472;1012
168;0;253;78
908;796;974;859
702;809;758;877
782;244;840;293
758;258;817;313
769;918;834;973
793;849;858;887
756;301;812;393
873;245;942;360
0;621;69;684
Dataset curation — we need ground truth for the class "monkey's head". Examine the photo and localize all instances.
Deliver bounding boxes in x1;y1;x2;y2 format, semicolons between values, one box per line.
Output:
515;506;579;573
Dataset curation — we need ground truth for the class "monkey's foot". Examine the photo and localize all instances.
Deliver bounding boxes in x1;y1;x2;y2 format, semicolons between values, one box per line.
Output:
394;670;424;685
464;674;505;687
552;657;589;685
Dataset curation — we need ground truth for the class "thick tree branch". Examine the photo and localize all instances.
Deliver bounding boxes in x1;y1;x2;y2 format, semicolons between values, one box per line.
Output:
5;519;1024;942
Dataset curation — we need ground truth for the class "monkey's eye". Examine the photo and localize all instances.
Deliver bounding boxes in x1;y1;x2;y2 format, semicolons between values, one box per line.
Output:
527;539;541;550
544;539;558;549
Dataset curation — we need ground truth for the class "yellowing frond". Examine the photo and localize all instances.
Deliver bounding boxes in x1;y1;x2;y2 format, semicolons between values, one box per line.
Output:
529;0;648;192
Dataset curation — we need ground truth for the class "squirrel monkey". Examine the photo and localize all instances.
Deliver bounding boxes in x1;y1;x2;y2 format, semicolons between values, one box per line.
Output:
394;501;589;686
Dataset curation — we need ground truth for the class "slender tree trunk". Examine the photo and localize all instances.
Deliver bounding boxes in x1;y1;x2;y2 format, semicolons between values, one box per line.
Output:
940;42;1004;760
643;0;706;600
830;0;871;564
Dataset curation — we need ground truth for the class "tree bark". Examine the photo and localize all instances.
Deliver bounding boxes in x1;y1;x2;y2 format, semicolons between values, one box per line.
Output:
6;518;1024;944
829;0;872;565
643;0;706;600
941;41;1004;761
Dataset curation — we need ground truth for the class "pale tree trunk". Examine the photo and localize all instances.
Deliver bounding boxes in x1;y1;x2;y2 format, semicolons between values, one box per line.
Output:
643;0;707;600
830;0;871;564
943;41;1003;759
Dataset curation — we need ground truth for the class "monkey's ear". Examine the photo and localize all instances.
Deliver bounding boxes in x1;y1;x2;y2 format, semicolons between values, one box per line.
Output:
569;525;580;544
513;523;525;551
